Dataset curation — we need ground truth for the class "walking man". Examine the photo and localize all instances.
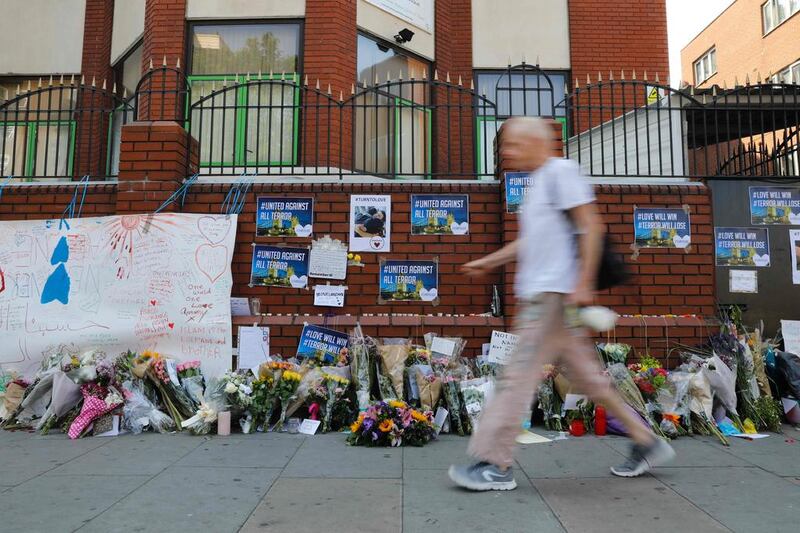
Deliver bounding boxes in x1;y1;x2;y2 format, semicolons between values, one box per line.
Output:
448;117;675;491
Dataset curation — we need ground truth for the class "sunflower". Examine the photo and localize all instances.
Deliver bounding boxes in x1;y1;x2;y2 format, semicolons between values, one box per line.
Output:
350;418;363;433
378;419;394;432
388;400;406;409
411;410;428;423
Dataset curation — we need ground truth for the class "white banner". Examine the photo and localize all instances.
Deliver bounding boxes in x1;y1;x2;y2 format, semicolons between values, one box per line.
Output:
364;0;434;32
0;213;237;378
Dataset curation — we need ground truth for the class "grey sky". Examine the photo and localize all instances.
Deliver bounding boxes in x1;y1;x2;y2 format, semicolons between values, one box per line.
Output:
667;0;734;86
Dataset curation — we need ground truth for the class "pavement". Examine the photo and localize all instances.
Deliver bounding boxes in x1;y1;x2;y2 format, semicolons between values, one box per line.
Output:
0;426;798;533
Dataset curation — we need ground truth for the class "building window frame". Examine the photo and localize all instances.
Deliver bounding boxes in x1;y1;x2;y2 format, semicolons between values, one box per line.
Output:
770;58;800;84
185;19;304;169
762;0;800;36
693;47;717;85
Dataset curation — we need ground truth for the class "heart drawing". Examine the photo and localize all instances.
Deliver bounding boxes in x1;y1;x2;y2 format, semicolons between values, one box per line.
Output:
294;224;313;238
450;221;469;235
290;274;309;289
672;234;691;248
753;254;770;267
195;244;229;283
197;216;232;245
419;287;438;302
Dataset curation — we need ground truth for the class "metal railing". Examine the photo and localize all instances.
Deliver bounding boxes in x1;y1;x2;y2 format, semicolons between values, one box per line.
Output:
2;63;799;181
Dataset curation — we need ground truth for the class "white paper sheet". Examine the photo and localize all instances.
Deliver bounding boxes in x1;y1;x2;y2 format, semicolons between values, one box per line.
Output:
433;407;449;435
729;270;758;294
230;297;251;316
791;230;800;285
309;247;348;280
299;419;321;435
313;285;346;307
431;337;456;357
563;393;589;411
781;320;800;356
237;326;270;371
488;331;519;365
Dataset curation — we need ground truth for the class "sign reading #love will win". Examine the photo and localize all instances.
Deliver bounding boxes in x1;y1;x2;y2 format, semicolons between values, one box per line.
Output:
250;245;309;289
379;259;439;303
714;227;770;268
411;194;469;235
256;197;314;238
633;207;691;249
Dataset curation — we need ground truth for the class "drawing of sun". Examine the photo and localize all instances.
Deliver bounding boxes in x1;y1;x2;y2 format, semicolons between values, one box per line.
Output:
104;214;181;279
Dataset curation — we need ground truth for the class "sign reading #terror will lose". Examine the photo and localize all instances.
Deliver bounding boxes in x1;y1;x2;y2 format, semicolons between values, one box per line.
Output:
714;227;770;268
633;207;691;249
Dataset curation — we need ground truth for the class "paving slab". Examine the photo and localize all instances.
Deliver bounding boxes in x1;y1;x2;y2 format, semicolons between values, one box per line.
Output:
79;466;280;533
241;478;402;533
0;434;109;470
701;433;800;476
603;435;751;468
515;436;626;479
282;433;402;478
533;476;729;533
176;433;305;469
404;468;565;533
403;434;470;470
0;473;148;532
653;466;800;533
49;433;201;476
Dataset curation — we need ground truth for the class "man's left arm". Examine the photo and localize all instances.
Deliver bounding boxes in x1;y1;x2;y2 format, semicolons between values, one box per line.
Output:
567;202;605;306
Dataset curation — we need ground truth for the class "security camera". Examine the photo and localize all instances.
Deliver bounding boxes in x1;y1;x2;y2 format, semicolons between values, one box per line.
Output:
394;28;414;43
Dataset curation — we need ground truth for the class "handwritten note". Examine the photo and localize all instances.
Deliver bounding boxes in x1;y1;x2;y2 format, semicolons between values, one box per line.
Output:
230;297;251;316
314;285;346;307
237;326;270;371
488;331;520;365
431;337;456;357
781;320;800;356
299;419;321;435
0;213;236;378
309;238;348;280
729;270;758;294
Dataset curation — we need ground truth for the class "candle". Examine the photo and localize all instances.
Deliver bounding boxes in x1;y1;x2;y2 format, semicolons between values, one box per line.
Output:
217;411;231;436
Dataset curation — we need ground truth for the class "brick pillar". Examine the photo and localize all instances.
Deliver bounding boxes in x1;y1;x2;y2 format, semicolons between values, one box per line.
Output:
75;0;114;177
568;0;669;129
116;122;198;214
139;0;187;121
434;0;474;178
302;0;357;171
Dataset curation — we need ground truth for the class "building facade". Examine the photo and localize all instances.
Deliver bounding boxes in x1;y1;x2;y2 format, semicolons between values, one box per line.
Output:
680;0;800;87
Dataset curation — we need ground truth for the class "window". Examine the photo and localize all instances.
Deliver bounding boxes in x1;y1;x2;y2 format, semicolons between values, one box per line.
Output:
0;79;77;178
762;0;800;34
473;70;569;175
108;42;143;176
187;22;301;168
693;48;717;84
355;34;432;177
771;59;800;83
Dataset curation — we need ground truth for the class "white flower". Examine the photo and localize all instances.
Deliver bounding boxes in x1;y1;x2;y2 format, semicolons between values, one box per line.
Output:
239;384;252;395
105;391;123;408
224;382;237;394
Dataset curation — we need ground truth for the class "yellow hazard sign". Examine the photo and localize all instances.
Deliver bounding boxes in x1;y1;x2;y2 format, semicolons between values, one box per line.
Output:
646;86;660;104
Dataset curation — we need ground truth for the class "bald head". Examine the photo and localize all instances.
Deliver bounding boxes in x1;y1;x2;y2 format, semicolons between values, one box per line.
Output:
499;117;556;172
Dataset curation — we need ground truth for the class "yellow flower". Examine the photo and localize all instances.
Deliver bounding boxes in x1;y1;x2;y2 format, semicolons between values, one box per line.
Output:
411;410;428;423
388;400;406;409
378;419;394;432
283;371;301;382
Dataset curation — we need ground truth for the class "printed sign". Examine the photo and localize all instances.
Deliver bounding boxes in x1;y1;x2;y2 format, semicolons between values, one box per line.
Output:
634;207;691;248
504;172;534;213
250;245;309;289
237;326;270;371
363;0;434;32
314;285;346;307
411;194;469;235
781;320;800;356
0;213;236;378
791;230;800;285
488;331;520;365
296;324;349;363
749;187;800;225
379;259;439;303
350;195;391;252
714;227;770;267
256;197;314;237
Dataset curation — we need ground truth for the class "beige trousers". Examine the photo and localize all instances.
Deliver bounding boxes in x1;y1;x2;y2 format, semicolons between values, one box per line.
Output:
468;293;620;468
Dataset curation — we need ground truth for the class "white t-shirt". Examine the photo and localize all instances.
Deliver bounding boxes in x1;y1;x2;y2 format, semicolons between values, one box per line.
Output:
515;158;595;298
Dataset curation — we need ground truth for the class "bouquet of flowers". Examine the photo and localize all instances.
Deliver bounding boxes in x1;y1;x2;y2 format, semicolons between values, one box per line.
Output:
133;351;194;427
630;366;669;402
537;365;564;431
274;369;302;431
413;366;442;412
654;373;691;437
460;377;493;432
596;343;631;365
321;373;350;432
122;381;175;434
349;327;376;410
177;360;205;408
182;378;230;435
607;363;666;438
67;383;124;439
248;364;283;432
347;400;435;447
441;373;467;436
377;339;410;400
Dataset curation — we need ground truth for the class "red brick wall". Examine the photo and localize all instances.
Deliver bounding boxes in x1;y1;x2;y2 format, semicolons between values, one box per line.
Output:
140;0;187;120
0;184;116;221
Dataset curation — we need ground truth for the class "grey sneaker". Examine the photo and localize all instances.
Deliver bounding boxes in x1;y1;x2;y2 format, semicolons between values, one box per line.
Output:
611;438;676;477
448;461;518;491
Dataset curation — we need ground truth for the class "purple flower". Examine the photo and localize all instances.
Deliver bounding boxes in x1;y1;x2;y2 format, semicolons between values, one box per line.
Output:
370;430;379;441
363;418;375;431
